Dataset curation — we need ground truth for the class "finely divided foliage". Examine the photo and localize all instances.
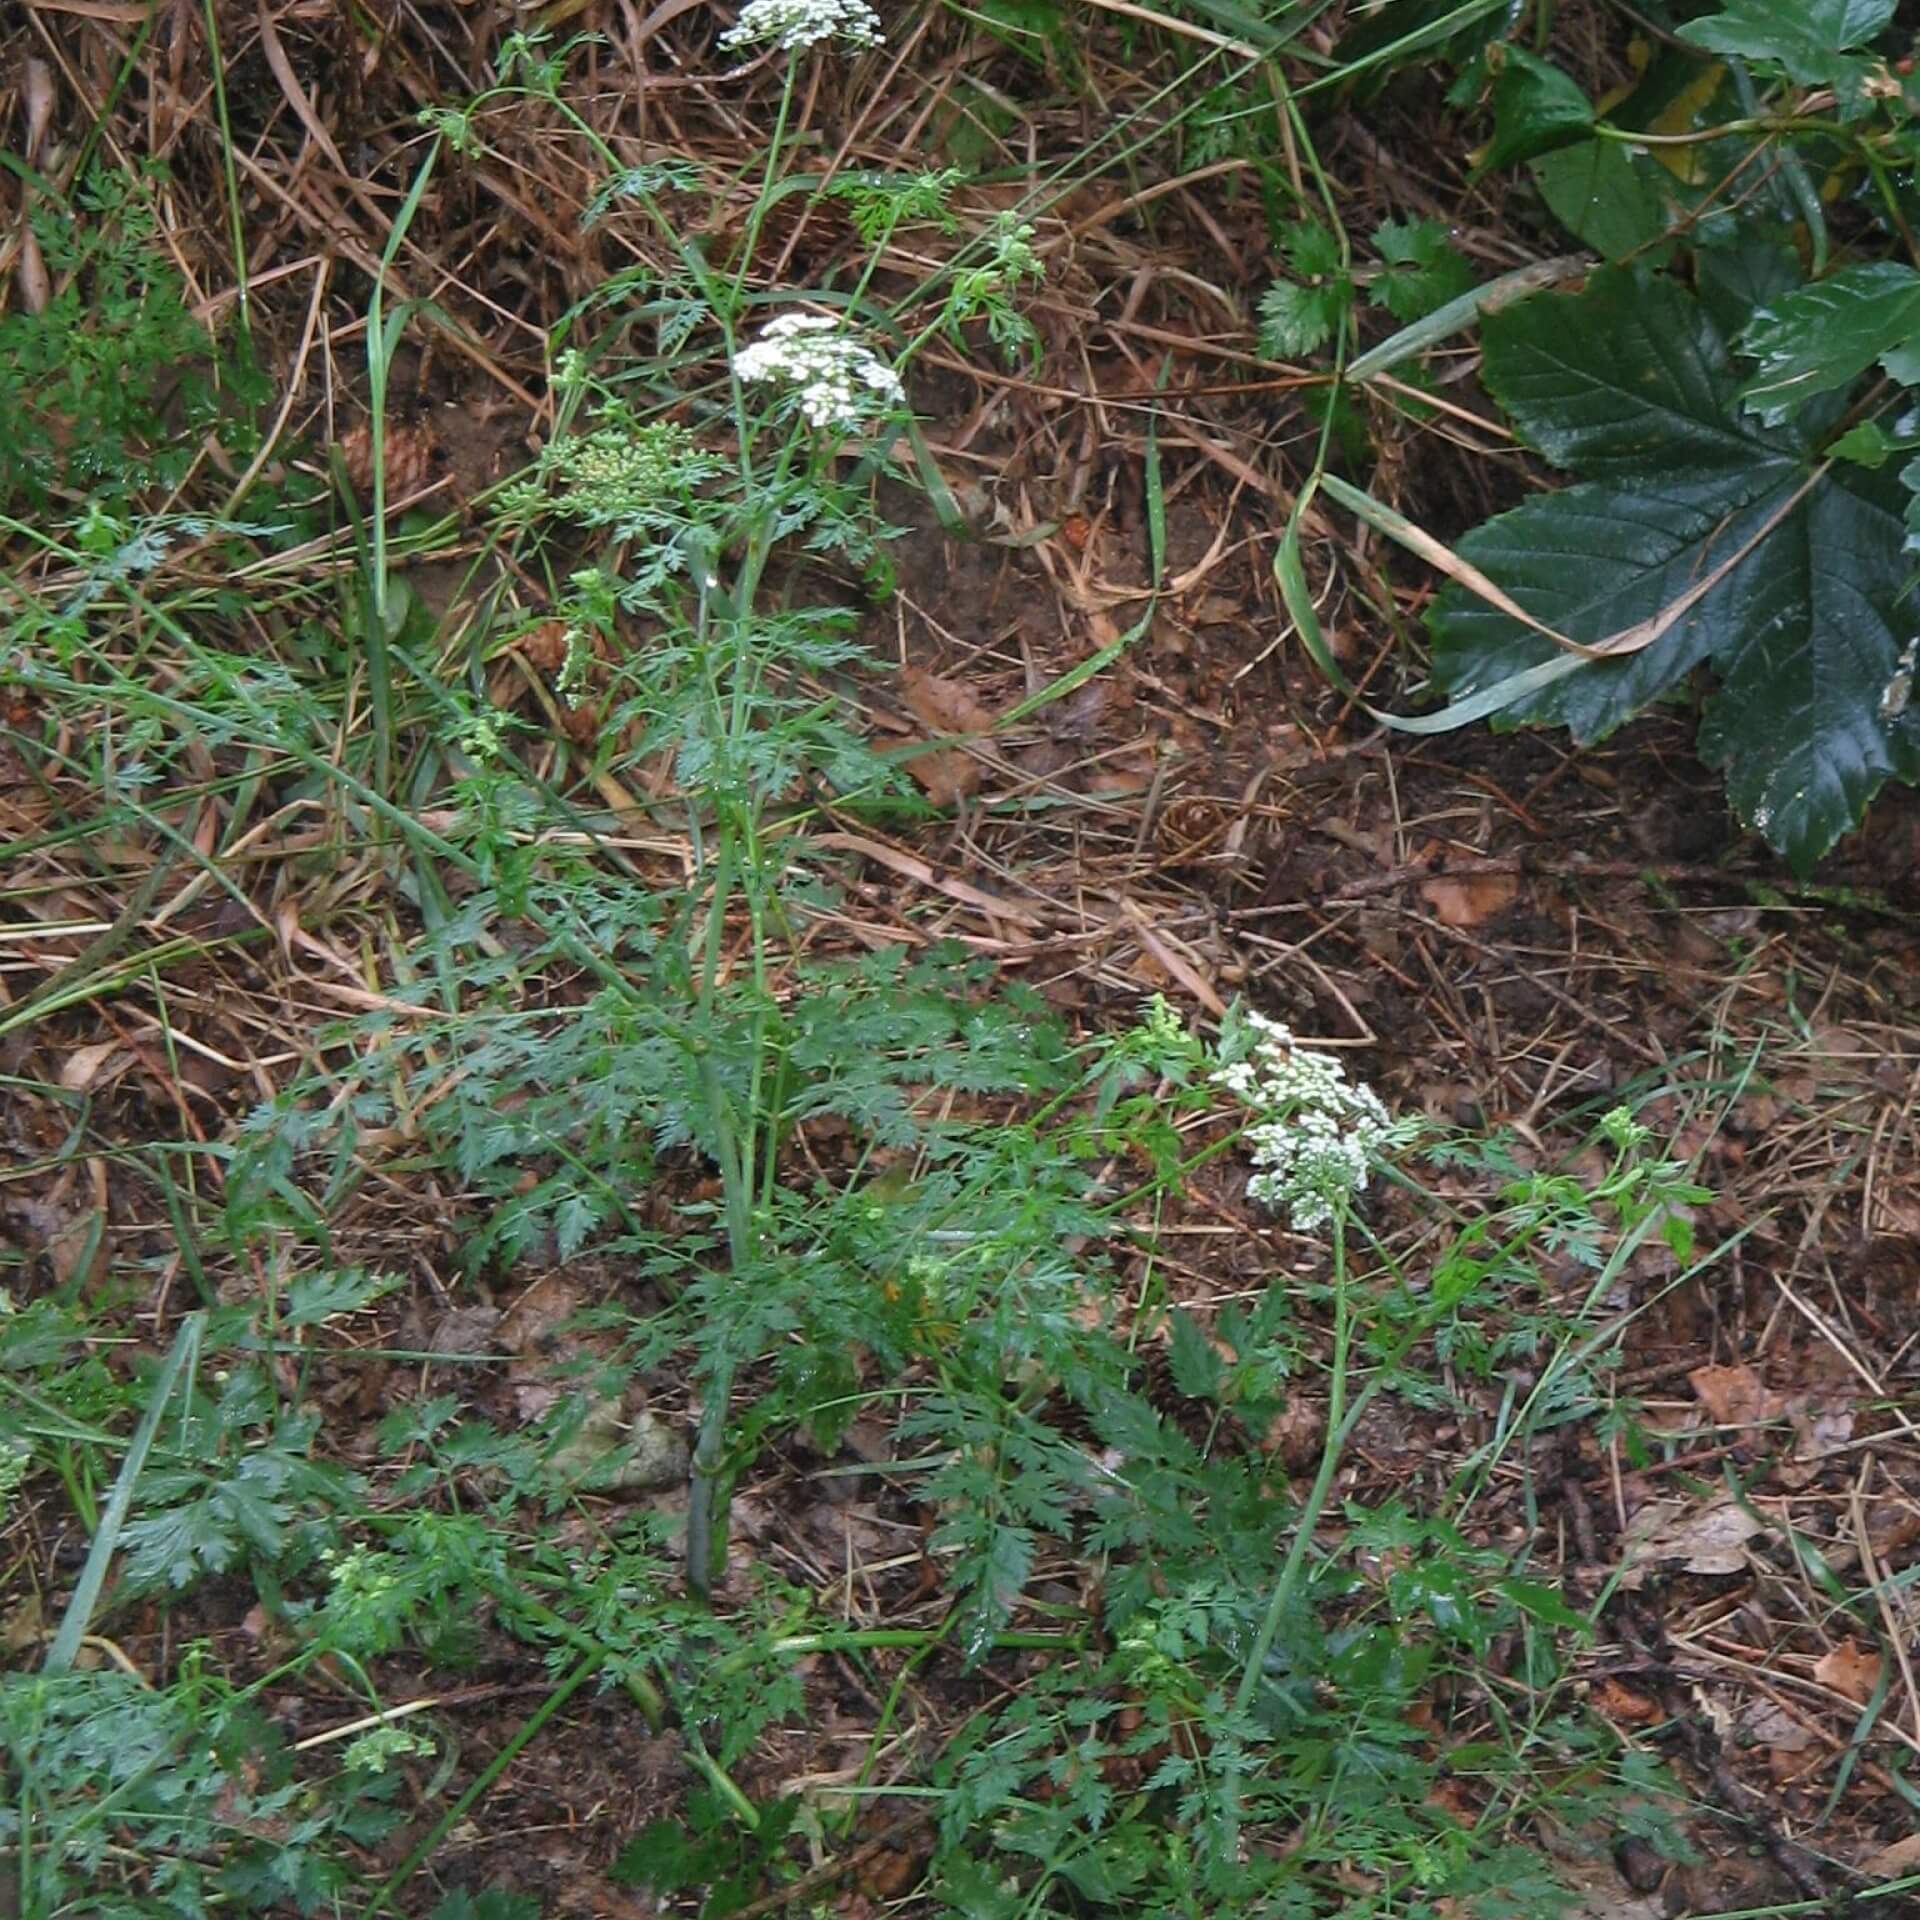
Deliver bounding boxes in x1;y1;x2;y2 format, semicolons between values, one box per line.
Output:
11;0;1884;1914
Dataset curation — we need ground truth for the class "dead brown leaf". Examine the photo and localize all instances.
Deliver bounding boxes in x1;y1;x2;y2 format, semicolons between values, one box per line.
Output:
1418;862;1519;929
60;1039;128;1092
901;743;978;806
518;619;571;673
1780;1402;1855;1487
858;1844;926;1902
1737;1699;1815;1753
1590;1678;1664;1727
1261;1400;1325;1470
1619;1496;1764;1584
498;1273;583;1355
1864;1832;1920;1879
15;223;50;316
897;667;999;806
900;666;998;736
1813;1636;1882;1704
1688;1362;1783;1428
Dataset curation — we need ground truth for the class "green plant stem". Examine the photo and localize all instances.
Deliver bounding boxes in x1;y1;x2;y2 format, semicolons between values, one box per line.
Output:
684;1725;761;1828
198;0;253;354
731;65;799;318
1589;114;1845;148
483;1582;667;1731
1234;1214;1357;1719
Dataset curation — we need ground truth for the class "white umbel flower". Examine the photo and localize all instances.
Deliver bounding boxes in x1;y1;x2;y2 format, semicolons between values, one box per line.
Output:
733;312;905;430
719;0;882;52
1217;1010;1390;1234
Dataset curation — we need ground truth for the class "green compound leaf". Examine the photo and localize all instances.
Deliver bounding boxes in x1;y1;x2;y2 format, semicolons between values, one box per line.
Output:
1431;266;1920;875
1738;262;1920;425
1678;0;1895;107
1369;216;1476;322
1259;280;1346;358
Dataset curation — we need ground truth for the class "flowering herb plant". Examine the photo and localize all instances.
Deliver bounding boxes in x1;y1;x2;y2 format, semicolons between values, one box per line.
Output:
732;312;906;430
1214;1009;1403;1232
719;0;883;54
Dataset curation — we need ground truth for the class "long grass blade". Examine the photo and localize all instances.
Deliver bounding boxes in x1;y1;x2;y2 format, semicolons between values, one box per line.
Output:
43;1312;205;1675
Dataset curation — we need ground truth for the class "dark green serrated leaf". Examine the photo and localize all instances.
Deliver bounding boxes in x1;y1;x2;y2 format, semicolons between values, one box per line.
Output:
1530;140;1673;262
1827;420;1898;467
613;1817;731;1893
429;1893;543;1920
1678;0;1894;105
1900;454;1920;551
1282;219;1343;280
283;1267;394;1329
1258;281;1346;358
1694;233;1806;347
1369;217;1476;322
963;1524;1034;1661
1431;267;1920;873
1477;267;1781;479
1483;47;1593;172
1739;263;1920;425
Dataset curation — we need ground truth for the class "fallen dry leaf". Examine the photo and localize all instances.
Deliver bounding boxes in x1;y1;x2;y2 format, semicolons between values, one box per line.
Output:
1780;1402;1855;1487
902;742;979;806
1418;861;1519;929
1813;1636;1883;1704
898;667;999;806
15;223;50;316
1737;1699;1815;1753
1864;1832;1920;1879
2;1590;44;1656
1590;1677;1664;1727
497;1272;584;1355
60;1039;127;1092
1689;1362;1782;1428
1619;1497;1764;1584
900;666;997;736
23;59;55;165
1261;1400;1326;1470
518;619;571;673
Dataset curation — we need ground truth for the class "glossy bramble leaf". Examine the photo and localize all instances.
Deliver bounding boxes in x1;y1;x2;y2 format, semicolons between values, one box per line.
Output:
1430;265;1920;874
1482;47;1593;172
1738;263;1920;425
1530;138;1674;262
1678;0;1894;108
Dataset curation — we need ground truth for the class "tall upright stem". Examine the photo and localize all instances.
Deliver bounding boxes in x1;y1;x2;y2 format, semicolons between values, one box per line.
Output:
1235;1214;1351;1718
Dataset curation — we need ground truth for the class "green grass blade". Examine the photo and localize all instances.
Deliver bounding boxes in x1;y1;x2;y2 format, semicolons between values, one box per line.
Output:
43;1312;204;1675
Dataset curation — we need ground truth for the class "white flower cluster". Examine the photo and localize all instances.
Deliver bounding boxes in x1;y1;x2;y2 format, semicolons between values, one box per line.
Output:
733;312;905;430
719;0;882;54
1216;1011;1390;1234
